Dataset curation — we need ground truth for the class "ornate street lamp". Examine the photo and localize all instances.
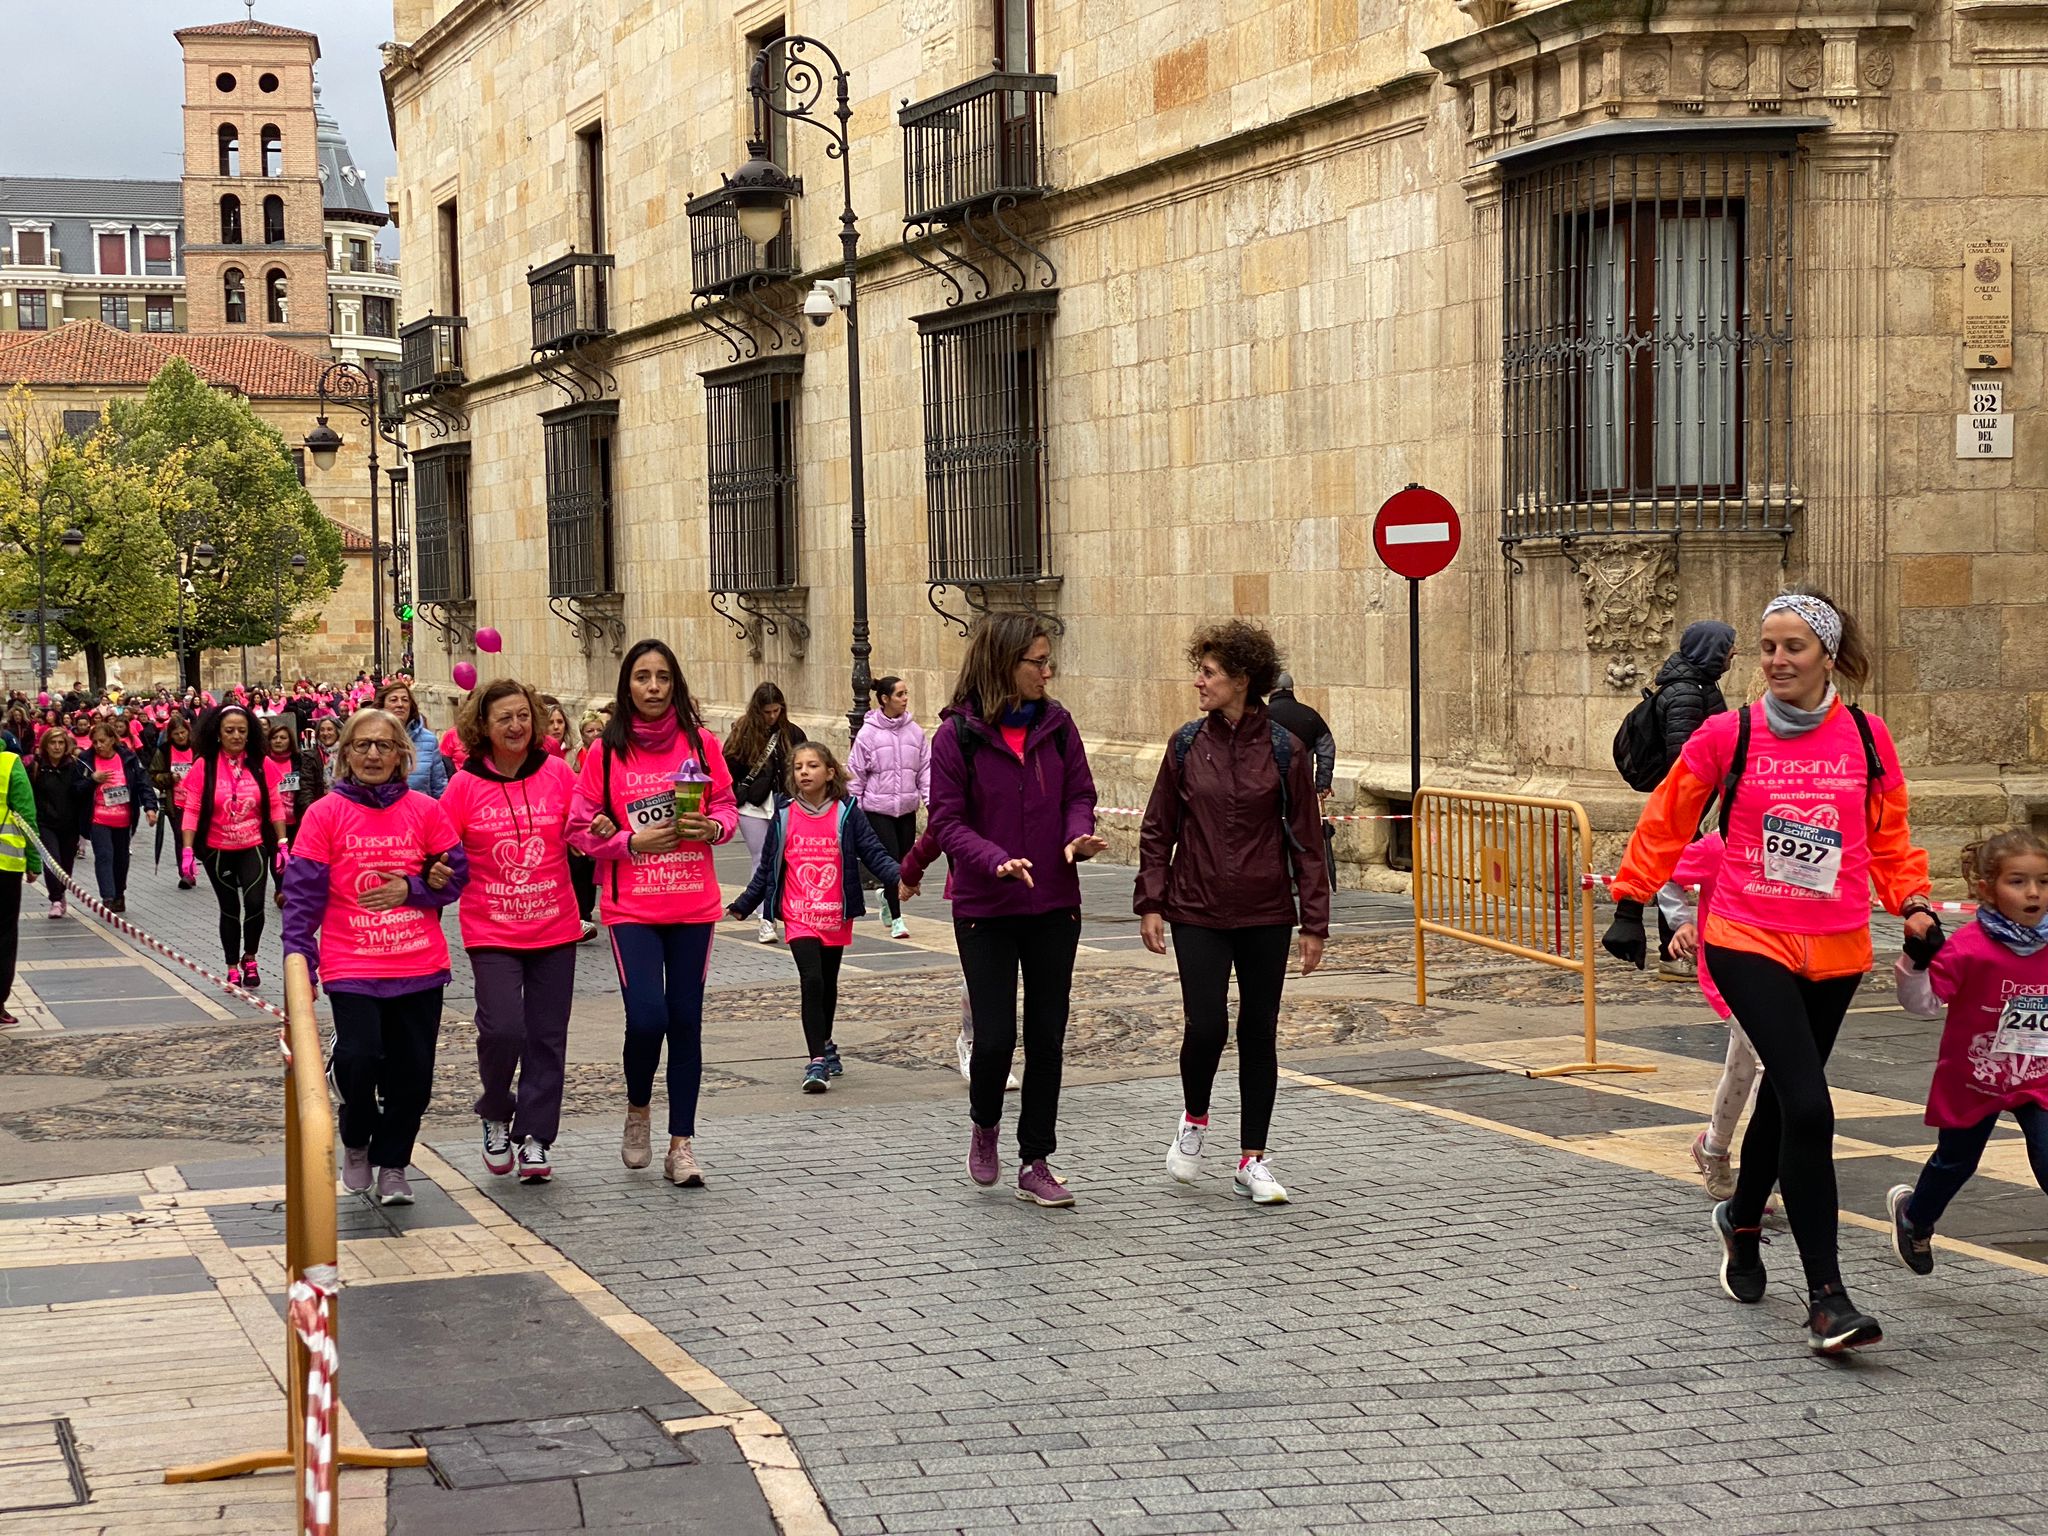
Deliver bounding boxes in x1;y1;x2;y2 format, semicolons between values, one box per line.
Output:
304;362;403;681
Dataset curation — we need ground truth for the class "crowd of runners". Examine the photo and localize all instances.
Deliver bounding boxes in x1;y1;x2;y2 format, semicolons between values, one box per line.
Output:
1;586;2043;1360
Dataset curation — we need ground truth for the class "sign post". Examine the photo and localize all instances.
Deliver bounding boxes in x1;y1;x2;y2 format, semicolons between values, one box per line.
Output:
1372;484;1463;807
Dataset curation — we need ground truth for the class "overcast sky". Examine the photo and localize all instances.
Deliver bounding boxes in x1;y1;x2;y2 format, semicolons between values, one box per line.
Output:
0;1;400;253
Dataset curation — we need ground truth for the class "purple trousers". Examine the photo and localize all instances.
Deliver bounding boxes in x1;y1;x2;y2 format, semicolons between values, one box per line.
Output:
470;943;577;1145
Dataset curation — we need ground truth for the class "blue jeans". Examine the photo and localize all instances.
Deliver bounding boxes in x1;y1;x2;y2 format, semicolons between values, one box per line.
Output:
87;821;131;903
610;922;713;1138
1906;1102;2048;1231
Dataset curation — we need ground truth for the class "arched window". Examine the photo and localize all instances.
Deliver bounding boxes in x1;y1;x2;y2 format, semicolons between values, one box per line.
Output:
217;123;240;177
219;194;243;244
264;268;288;324
260;124;283;178
223;267;246;324
262;195;286;244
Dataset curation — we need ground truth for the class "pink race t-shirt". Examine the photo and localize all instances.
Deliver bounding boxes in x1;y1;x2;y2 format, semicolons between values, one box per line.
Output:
440;757;581;950
179;755;264;850
1669;833;1731;1020
263;754;305;826
1678;701;1904;936
165;746;195;793
781;800;852;946
291;789;457;983
574;735;736;927
1920;921;2048;1127
91;752;132;828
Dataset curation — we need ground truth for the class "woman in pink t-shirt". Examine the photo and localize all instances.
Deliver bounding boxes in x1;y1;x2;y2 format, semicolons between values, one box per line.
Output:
83;718;157;914
568;640;738;1188
178;705;289;989
150;712;198;888
442;679;581;1185
281;707;467;1206
729;742;901;1094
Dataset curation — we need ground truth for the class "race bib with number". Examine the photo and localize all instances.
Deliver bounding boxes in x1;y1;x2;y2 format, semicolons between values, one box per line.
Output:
1761;813;1843;895
1992;996;2048;1058
624;790;674;832
170;762;191;782
102;784;129;807
279;773;301;794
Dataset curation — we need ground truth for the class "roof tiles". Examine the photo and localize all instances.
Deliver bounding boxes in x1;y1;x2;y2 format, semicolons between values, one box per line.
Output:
0;320;329;398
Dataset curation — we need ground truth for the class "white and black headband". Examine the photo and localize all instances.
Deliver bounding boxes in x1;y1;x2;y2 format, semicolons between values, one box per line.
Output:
1762;593;1841;658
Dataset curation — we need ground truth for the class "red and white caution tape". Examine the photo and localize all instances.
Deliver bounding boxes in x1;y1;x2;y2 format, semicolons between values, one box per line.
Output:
288;1264;341;1536
24;827;288;1021
1094;807;1411;823
1578;870;1978;913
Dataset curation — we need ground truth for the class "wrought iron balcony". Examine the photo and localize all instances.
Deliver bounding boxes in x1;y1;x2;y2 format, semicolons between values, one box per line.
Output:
899;72;1056;225
686;185;797;298
529;251;615;353
398;314;467;397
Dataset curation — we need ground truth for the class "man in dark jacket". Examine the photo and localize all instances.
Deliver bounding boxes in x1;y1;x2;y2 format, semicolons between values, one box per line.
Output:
1647;618;1735;971
1265;674;1335;801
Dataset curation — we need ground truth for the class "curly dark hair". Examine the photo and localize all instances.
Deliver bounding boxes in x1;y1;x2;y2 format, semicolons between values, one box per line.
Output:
1185;620;1283;702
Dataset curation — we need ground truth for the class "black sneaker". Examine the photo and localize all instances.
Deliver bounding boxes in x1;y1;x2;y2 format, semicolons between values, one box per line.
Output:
823;1042;844;1079
1806;1285;1882;1355
1887;1184;1934;1275
802;1058;830;1094
1714;1200;1767;1303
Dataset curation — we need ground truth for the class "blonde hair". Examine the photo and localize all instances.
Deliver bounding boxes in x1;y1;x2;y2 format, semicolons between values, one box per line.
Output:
787;740;850;801
457;678;547;755
1961;828;2048;892
335;707;416;785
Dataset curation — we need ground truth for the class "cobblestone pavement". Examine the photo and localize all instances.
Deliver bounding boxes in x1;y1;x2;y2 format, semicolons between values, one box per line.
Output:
450;1071;2048;1536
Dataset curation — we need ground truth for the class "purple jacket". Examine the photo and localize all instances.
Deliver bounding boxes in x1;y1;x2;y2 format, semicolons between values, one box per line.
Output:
847;708;930;818
925;697;1097;918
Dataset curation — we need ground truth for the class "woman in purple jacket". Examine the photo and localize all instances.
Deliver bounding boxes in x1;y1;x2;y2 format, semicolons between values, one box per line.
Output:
847;676;929;940
927;614;1105;1207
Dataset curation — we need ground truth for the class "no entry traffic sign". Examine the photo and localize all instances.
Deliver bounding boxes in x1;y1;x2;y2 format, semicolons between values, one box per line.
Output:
1373;485;1462;581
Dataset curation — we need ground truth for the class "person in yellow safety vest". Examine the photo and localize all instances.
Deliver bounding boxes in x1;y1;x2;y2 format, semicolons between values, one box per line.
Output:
0;747;44;1027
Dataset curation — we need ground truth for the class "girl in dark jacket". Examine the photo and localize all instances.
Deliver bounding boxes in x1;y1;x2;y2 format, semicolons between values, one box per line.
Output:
722;682;807;946
29;728;92;918
83;718;159;913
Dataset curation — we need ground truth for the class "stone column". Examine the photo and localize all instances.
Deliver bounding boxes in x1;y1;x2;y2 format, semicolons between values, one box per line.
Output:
1462;166;1514;770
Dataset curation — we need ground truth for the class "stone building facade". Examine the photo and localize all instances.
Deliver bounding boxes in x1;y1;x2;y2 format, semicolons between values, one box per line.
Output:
382;0;2044;883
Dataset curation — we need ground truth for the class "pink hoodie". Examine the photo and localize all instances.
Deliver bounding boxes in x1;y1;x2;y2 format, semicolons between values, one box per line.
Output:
440;754;582;950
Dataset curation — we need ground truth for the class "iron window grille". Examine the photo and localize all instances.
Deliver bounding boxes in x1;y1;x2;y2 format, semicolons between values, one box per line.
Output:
917;292;1056;584
705;358;801;593
1499;141;1797;544
399;315;467;396
529;251;614;352
542;401;619;598
899;72;1056;225
411;445;473;604
686;186;797;298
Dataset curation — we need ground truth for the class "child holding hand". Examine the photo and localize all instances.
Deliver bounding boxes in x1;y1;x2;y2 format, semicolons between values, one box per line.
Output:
1658;832;1762;1201
729;742;902;1093
1889;829;2048;1272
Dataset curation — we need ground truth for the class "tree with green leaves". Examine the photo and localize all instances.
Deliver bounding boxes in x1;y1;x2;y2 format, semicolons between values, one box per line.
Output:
103;360;342;688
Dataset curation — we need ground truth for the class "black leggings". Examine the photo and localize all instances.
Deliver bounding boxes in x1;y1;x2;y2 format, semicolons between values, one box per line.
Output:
1705;944;1862;1293
1172;922;1294;1152
789;937;845;1058
201;845;267;967
867;811;917;919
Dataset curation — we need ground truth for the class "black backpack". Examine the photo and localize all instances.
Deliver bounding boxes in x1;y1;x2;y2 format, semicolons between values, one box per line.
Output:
1716;701;1884;840
1612;681;1705;792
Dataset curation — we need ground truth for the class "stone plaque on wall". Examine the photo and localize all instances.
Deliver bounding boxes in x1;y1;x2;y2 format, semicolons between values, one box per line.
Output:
1962;238;2013;369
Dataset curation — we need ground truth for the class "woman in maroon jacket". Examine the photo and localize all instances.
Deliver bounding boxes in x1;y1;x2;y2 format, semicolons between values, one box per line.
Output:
1136;621;1329;1205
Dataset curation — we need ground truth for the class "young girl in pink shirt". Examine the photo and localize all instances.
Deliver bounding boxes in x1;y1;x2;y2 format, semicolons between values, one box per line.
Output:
179;705;289;989
84;718;157;913
728;742;902;1093
1890;828;2048;1272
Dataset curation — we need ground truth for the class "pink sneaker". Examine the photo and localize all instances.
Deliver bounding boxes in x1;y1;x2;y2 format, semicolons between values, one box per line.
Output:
1015;1159;1075;1208
227;964;245;989
967;1124;1000;1187
241;957;261;989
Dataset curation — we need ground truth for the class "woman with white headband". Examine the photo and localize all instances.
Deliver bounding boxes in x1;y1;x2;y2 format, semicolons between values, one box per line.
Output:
1603;587;1936;1356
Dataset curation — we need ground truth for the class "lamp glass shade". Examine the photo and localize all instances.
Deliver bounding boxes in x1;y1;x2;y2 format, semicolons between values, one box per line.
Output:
304;420;343;471
735;200;787;248
290;554;307;572
58;528;85;557
191;542;216;571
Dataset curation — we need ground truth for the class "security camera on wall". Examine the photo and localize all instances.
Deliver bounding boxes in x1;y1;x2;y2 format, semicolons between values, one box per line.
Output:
804;277;851;327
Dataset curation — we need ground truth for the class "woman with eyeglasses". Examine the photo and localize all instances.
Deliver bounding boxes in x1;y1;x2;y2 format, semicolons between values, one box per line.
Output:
179;704;288;989
282;707;468;1206
926;613;1104;1207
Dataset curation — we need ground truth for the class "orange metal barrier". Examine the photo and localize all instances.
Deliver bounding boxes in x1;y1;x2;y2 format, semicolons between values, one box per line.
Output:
164;953;428;1530
1413;788;1652;1078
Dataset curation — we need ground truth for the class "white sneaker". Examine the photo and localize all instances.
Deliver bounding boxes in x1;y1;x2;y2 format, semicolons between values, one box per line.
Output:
579;920;600;944
757;916;778;945
956;1033;973;1084
516;1136;552;1184
1233;1155;1290;1205
481;1119;513;1176
1166;1115;1206;1183
889;917;910;940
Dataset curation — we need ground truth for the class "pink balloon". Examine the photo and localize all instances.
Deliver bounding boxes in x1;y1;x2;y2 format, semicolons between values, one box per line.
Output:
451;662;478;691
475;627;503;654
36;692;49;707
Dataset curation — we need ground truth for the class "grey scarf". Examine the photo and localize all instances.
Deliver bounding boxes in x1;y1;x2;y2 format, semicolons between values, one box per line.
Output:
1763;682;1838;739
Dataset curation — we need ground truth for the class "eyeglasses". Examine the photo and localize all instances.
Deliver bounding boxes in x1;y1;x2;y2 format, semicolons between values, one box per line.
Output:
348;739;401;756
1020;655;1055;673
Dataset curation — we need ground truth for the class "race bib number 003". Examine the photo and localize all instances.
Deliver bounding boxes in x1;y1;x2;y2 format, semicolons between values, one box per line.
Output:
1993;996;2048;1058
624;790;674;833
1761;813;1843;895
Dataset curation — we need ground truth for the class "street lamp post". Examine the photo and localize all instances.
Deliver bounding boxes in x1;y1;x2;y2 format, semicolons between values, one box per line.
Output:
272;541;307;688
306;362;402;682
172;525;216;696
727;34;872;741
20;488;84;697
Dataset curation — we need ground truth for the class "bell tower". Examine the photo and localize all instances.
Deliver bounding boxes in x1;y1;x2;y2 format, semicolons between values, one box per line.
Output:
176;17;331;352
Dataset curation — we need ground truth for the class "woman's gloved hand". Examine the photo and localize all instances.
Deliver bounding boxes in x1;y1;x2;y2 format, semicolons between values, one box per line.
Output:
1902;910;1946;970
1602;898;1648;969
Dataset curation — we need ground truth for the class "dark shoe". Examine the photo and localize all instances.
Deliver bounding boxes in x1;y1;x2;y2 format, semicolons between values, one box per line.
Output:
822;1041;844;1079
178;877;196;890
0;1009;17;1026
968;1124;1000;1187
242;956;261;989
106;896;126;915
1806;1285;1882;1355
802;1058;830;1094
1016;1159;1076;1208
1887;1184;1934;1275
1714;1200;1767;1304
